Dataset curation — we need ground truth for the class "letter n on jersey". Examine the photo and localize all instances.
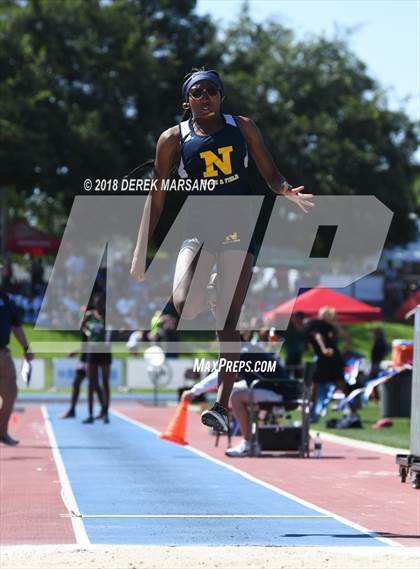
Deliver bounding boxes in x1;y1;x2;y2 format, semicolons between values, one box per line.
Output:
200;146;233;177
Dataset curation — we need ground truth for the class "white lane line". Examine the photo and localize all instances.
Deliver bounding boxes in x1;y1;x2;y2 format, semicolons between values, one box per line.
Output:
41;405;90;546
63;513;332;519
111;409;401;548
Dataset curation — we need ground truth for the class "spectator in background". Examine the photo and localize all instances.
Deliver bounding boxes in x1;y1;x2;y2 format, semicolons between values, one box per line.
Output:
384;260;403;317
30;255;44;294
0;282;34;445
305;307;344;377
116;295;136;320
60;326;89;419
283;312;306;371
1;254;13;291
306;307;351;423
82;294;111;424
369;327;390;379
149;309;163;341
148;305;180;358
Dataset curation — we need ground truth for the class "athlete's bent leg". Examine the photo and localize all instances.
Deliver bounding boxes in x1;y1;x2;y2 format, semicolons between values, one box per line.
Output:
172;244;215;319
61;368;85;418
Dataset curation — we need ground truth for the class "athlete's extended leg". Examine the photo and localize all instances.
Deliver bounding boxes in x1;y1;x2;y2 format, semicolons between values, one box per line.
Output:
217;250;254;407
201;250;254;431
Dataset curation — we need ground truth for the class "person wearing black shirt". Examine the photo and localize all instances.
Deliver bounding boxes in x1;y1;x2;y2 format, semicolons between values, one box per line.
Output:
369;327;390;379
305;308;344;385
305;306;346;422
283;312;306;371
306;306;362;426
0;290;33;445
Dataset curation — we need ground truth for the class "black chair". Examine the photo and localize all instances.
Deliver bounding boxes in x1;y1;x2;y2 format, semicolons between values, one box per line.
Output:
248;361;315;457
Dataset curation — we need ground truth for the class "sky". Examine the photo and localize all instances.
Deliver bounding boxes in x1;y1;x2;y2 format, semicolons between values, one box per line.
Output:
196;0;420;122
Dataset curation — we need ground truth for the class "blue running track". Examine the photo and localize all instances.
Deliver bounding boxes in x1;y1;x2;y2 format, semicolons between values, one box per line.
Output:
47;405;389;547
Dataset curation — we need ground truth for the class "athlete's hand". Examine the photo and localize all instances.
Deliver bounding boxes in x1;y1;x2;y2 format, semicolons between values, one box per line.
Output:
24;349;34;362
181;390;194;402
281;183;314;213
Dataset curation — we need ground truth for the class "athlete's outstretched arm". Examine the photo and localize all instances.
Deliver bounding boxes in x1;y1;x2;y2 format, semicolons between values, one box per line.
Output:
236;115;314;213
130;127;179;282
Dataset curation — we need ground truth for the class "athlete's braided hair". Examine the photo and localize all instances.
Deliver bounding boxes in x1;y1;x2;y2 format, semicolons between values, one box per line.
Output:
124;159;155;180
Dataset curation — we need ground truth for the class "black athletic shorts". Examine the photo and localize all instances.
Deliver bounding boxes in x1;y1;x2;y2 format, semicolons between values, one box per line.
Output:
86;352;112;366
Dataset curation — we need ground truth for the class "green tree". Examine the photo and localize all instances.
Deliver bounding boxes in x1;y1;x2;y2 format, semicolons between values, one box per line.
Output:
0;0;216;230
218;9;419;244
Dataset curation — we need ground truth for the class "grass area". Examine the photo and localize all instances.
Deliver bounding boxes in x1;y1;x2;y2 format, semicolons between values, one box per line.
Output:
344;321;414;358
312;401;410;450
9;326;80;358
13;320;414;360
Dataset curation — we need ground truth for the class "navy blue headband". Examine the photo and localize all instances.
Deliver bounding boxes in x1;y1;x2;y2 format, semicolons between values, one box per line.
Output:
182;71;224;101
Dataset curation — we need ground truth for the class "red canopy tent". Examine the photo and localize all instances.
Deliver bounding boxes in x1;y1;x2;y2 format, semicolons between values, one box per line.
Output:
264;288;382;324
7;218;61;256
395;291;420;321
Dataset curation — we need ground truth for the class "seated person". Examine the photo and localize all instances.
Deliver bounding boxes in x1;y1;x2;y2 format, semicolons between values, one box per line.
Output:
182;344;300;457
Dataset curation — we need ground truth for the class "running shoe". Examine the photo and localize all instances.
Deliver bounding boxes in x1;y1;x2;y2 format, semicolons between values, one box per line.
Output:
60;410;76;419
0;434;19;446
95;411;110;423
201;402;229;432
82;416;94;424
225;439;261;457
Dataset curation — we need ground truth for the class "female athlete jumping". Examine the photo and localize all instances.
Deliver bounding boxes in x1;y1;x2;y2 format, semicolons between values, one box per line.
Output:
131;68;313;432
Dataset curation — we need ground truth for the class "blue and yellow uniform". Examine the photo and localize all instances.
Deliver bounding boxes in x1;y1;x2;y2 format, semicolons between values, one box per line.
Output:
178;114;257;254
178;114;249;195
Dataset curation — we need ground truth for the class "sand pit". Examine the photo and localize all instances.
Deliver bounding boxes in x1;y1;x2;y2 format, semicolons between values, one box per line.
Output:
1;545;419;569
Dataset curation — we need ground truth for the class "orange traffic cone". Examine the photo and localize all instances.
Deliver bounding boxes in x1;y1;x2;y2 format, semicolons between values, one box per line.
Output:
159;399;189;445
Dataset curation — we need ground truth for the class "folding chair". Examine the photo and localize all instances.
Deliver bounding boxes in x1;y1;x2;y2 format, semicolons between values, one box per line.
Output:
248;361;314;458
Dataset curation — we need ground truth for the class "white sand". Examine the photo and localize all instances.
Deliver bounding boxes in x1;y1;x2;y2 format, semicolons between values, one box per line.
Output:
1;546;419;569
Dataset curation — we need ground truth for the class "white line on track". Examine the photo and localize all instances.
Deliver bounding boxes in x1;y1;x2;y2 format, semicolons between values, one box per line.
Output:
62;513;332;519
41;405;90;546
111;408;402;548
